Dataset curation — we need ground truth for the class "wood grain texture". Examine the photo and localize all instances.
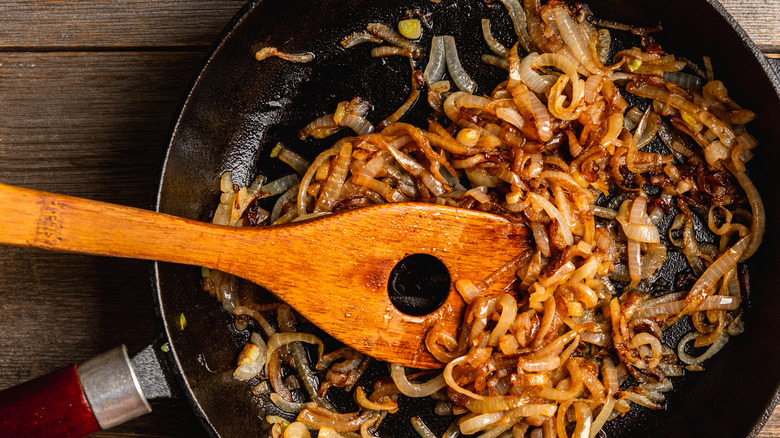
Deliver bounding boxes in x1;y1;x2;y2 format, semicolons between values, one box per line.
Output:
718;0;780;55
0;51;202;204
0;0;776;437
0;1;247;49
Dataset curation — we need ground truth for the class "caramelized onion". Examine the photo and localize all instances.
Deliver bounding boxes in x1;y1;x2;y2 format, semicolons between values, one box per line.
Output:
366;22;422;58
727;163;766;260
265;333;324;374
680;235;749;316
443;356;485;400
528;192;574;245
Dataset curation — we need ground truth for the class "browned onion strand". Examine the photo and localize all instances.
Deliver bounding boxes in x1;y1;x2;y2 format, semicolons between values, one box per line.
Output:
255;47;315;63
205;2;763;437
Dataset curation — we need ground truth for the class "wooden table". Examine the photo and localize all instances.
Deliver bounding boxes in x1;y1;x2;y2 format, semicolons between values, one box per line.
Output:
0;1;777;437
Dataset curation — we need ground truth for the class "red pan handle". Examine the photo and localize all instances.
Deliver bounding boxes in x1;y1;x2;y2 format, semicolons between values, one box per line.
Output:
0;346;151;438
0;364;101;437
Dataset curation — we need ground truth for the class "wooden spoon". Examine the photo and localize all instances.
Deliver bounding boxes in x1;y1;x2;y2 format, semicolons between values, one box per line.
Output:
0;183;530;369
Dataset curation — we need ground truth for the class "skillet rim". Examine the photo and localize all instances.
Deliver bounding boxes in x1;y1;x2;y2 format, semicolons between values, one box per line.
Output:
152;1;262;435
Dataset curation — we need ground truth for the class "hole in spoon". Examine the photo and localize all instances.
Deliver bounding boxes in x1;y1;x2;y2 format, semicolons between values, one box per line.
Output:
388;253;450;316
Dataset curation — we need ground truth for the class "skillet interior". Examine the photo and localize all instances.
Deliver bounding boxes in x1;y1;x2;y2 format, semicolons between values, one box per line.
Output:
156;0;780;436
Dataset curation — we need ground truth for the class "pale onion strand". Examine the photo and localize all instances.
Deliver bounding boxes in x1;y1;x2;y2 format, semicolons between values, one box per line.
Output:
552;7;601;74
633;295;740;319
481;19;509;57
519;52;556;93
531;221;551;258
389;363;446;397
499;0;535;53
677;331;729;365
487;294;518;346
460;412;504;435
424;36;447;84
589;398;616;438
442;35;477;93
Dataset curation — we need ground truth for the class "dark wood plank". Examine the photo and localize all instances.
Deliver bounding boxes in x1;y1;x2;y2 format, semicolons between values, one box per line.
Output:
0;51;210;437
0;1;774;54
0;0;247;48
764;413;780;438
0;51;202;205
720;0;780;55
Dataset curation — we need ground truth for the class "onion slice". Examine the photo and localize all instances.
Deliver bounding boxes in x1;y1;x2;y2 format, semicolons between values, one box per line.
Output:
679;235;749;316
481;19;509;57
677;331;729;365
389;363;446;397
265;333;324;375
727;163;765;260
442;35;476;93
366;22;422;58
518;52;556;93
424;36;447;84
499;0;536;53
528;192;574;245
443;356;485;400
552;7;601;74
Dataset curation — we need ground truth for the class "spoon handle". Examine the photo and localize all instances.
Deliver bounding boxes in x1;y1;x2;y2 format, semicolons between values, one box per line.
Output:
0;183;252;269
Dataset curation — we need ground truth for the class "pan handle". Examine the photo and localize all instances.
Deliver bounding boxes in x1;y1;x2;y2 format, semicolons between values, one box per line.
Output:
0;345;152;437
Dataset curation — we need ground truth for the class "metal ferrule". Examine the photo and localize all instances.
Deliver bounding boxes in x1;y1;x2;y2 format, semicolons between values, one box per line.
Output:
77;345;152;430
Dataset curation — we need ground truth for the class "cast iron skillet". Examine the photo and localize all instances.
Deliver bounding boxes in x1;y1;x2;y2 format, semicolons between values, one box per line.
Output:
155;0;780;436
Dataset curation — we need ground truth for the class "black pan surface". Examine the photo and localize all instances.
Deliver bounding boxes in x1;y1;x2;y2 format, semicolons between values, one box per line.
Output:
156;0;780;436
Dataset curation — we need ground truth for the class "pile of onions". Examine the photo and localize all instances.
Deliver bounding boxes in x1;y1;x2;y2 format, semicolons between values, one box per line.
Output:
202;1;764;437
